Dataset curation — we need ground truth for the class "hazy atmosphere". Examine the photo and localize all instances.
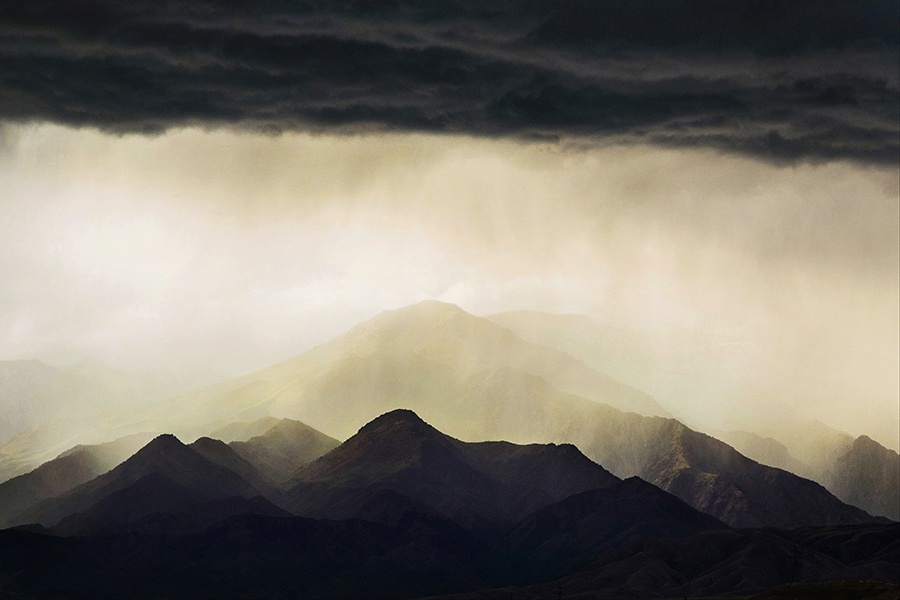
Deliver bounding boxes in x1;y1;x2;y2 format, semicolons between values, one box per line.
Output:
1;4;899;598
2;125;897;447
1;0;898;447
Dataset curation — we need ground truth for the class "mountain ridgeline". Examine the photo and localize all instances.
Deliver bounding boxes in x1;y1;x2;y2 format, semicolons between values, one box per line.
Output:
0;301;896;598
0;410;895;599
109;301;891;530
489;308;900;522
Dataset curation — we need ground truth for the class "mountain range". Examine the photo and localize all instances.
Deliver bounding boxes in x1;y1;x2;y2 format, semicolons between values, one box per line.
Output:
94;301;887;529
0;301;897;597
489;308;900;521
5;302;893;527
0;409;895;599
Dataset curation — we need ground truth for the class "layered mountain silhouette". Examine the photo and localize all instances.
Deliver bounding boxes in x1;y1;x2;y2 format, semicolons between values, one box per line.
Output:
231;418;341;484
826;436;900;521
0;432;153;528
14;433;265;532
490;309;900;524
0;410;895;599
485;476;726;584
137;301;668;442
113;302;882;530
208;416;282;443
714;429;810;476
0;358;217;482
716;422;899;520
284;409;620;531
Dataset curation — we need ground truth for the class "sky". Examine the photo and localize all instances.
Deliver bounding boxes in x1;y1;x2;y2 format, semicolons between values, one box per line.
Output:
0;1;898;447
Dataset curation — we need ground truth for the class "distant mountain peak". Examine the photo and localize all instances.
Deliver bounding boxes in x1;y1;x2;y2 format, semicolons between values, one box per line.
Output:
403;299;464;312
143;433;185;449
372;300;467;323
125;434;194;464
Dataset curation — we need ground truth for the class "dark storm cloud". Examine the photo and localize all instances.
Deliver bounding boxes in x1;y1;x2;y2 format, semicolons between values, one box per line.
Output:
0;1;897;163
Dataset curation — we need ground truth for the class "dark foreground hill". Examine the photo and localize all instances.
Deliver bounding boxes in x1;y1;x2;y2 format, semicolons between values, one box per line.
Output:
424;524;900;600
0;520;895;599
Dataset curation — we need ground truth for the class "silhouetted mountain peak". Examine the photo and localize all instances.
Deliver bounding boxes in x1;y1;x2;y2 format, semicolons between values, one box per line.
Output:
359;409;433;435
295;409;460;483
853;435;880;451
134;434;189;457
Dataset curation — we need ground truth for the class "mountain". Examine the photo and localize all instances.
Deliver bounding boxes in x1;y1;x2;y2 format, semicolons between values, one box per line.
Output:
134;301;668;443
429;523;900;600
554;524;900;599
0;360;104;453
486;309;896;527
230;419;341;485
826;436;900;520
0;358;208;483
189;436;276;495
208;416;282;443
0;410;894;599
2;520;894;600
0;432;153;528
753;416;856;477
112;302;881;530
50;477;289;537
715;429;810;476
0;510;488;600
753;418;898;521
486;476;727;584
486;309;661;393
15;434;263;530
635;420;880;528
285;409;620;531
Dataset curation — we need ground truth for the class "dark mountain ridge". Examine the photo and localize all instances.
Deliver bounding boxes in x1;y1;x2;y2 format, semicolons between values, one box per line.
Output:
230;418;340;485
285;409;620;532
14;434;263;529
0;432;153;528
0;410;895;599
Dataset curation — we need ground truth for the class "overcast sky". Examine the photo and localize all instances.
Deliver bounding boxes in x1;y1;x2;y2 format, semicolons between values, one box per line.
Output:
0;1;897;447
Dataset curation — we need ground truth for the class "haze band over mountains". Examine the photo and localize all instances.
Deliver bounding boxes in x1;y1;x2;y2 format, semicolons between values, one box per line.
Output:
0;301;897;598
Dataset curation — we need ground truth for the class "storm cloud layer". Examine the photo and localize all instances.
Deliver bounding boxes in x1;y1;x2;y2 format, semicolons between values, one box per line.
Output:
1;1;898;163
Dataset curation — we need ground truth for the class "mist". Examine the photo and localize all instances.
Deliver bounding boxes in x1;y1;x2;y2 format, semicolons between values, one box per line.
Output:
0;123;897;449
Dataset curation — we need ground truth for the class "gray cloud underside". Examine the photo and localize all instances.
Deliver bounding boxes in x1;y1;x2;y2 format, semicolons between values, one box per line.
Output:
1;1;898;163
